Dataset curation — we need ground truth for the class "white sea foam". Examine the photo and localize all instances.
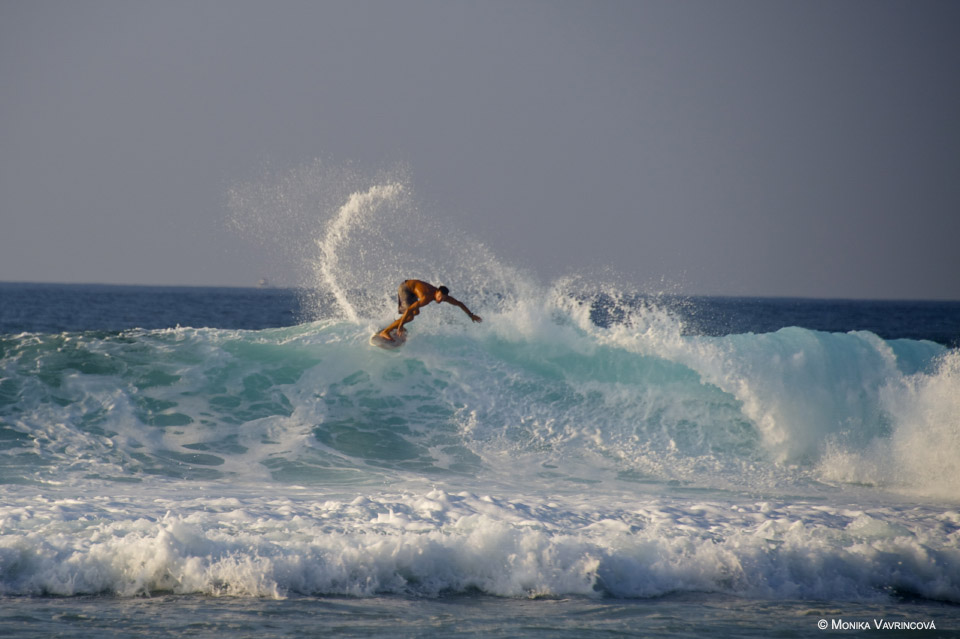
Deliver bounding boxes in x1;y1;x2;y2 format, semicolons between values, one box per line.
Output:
1;488;957;602
818;349;960;499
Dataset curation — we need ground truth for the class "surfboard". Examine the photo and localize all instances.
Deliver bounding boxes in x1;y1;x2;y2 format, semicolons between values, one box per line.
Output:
369;331;407;350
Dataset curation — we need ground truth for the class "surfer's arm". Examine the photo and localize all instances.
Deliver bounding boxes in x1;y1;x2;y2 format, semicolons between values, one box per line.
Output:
446;297;482;323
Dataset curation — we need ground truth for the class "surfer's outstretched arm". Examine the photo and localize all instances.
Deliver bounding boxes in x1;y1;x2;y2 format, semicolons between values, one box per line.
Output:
444;296;482;323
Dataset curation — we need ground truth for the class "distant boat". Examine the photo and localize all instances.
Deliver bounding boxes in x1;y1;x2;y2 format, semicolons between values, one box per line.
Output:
257;278;272;288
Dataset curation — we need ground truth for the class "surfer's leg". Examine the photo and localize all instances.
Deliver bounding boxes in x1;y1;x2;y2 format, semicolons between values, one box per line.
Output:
379;318;400;340
379;306;420;339
384;284;419;339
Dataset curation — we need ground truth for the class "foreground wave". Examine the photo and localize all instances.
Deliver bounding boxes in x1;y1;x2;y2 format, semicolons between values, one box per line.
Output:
2;489;958;601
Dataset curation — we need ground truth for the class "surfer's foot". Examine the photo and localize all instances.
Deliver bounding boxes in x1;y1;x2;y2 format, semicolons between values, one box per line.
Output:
378;331;394;341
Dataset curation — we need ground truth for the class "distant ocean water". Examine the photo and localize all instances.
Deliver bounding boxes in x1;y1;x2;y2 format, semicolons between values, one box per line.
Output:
2;281;959;638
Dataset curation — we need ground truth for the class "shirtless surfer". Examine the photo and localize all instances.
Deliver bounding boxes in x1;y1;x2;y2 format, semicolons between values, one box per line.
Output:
377;280;482;341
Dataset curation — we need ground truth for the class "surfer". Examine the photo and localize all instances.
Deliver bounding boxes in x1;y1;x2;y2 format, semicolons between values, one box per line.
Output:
377;280;482;341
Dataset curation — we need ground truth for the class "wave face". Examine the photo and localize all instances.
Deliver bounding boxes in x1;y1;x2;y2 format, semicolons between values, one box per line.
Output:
2;295;954;492
2;163;959;602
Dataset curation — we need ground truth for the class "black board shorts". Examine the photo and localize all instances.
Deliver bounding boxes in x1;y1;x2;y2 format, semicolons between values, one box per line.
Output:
398;281;418;314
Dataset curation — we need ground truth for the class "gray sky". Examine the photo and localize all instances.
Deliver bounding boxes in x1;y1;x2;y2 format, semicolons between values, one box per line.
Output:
2;0;959;299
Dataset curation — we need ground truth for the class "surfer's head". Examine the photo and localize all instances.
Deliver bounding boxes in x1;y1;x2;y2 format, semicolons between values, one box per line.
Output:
436;286;449;302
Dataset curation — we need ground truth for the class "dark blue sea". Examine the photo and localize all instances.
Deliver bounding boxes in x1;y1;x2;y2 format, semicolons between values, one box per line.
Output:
2;281;959;637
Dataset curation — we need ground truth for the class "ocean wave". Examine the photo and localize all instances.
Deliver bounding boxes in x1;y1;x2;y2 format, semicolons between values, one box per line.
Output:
1;287;956;501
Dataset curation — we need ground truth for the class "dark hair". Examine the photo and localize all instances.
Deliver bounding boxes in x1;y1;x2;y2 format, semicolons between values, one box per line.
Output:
438;286;450;296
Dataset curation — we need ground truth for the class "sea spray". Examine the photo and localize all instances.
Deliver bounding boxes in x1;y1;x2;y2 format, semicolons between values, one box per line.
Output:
312;182;407;322
226;159;532;326
226;160;419;321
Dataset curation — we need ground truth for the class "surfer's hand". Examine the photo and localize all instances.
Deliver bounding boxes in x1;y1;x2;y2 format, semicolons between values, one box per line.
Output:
470;314;482;324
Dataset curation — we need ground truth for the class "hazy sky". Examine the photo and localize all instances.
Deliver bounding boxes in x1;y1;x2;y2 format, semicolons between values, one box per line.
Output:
2;0;959;299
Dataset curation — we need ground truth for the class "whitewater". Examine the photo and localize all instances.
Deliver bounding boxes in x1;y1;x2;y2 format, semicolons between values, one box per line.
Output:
2;163;959;636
